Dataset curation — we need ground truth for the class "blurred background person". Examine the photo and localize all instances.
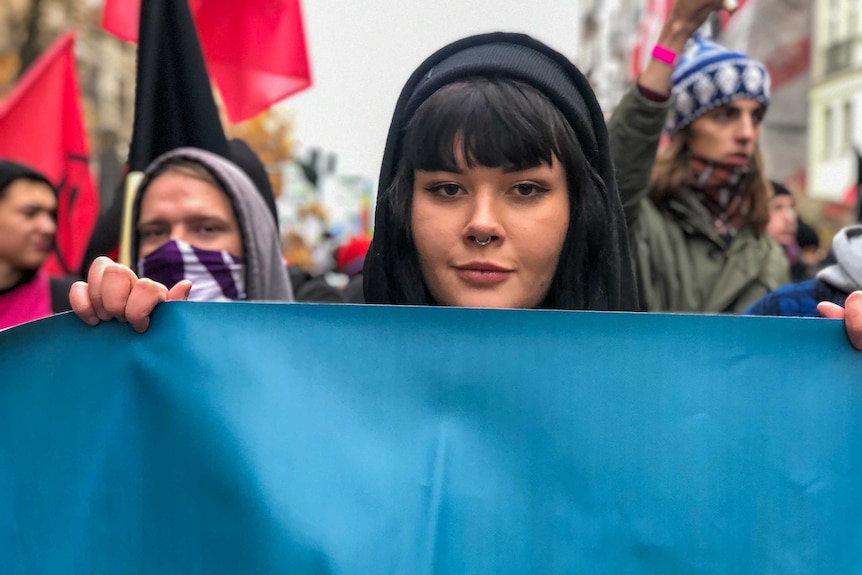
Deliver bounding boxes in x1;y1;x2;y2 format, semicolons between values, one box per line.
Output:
765;181;823;282
795;220;823;278
746;224;862;317
0;161;74;330
283;229;346;303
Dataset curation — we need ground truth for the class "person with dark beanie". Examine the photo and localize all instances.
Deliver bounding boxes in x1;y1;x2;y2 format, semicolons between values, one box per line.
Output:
363;32;639;311
796;219;822;277
0;160;74;330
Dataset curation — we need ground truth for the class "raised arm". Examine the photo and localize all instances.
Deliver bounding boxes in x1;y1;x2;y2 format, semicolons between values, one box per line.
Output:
607;0;724;227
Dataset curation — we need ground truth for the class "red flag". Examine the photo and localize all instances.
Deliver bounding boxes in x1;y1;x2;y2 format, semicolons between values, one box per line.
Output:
103;0;311;123
0;32;99;277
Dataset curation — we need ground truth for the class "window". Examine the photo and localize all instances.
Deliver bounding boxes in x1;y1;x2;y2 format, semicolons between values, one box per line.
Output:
824;105;833;158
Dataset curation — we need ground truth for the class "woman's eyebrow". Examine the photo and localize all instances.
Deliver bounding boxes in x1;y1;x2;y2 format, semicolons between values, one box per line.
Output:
503;162;544;174
416;167;466;175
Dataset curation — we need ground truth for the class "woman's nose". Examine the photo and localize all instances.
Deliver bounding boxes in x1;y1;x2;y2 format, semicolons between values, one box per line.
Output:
463;191;503;244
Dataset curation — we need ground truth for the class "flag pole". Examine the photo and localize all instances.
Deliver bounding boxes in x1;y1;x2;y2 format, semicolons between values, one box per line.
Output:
118;171;144;267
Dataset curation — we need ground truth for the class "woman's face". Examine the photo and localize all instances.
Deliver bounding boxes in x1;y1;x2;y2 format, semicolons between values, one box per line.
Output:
410;153;569;309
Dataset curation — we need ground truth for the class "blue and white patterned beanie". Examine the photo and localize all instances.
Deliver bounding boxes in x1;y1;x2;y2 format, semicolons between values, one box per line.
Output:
666;33;770;135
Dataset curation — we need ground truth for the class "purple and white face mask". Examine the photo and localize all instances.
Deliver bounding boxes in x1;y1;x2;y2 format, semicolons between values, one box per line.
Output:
138;240;246;302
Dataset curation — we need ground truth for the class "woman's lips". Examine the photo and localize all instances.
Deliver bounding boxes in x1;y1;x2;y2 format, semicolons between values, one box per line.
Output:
454;263;513;285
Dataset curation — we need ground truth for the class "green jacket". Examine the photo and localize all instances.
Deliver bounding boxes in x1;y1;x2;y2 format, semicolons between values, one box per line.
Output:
607;87;788;314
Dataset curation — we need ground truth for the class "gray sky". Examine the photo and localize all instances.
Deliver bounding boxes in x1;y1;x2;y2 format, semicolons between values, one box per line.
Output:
283;1;582;184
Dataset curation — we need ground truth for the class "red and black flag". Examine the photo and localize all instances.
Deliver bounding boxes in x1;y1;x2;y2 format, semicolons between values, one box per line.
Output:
0;32;99;278
103;0;312;124
86;0;229;267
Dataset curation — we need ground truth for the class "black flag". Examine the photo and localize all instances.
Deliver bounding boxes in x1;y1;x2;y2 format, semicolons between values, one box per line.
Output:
129;0;228;170
84;0;229;269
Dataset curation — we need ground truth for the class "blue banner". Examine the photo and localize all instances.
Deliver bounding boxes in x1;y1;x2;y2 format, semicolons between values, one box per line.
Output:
1;303;860;574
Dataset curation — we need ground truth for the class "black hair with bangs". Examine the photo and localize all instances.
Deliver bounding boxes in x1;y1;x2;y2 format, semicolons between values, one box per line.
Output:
363;32;638;311
375;77;620;309
404;79;564;173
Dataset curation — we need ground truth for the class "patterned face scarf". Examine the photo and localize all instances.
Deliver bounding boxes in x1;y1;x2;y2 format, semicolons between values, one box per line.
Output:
138;240;246;302
686;155;752;242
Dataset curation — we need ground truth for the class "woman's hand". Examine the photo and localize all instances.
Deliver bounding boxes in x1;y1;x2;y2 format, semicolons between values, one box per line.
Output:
818;291;862;350
69;256;192;333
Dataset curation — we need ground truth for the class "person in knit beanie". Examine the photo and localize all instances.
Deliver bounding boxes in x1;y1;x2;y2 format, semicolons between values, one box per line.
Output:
746;225;862;317
364;32;638;311
608;0;788;314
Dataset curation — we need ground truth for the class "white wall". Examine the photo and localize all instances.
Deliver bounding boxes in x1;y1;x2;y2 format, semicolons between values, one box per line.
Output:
281;1;582;184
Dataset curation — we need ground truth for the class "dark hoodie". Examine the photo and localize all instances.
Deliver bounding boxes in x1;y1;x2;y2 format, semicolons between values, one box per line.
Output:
363;32;638;311
132;147;293;302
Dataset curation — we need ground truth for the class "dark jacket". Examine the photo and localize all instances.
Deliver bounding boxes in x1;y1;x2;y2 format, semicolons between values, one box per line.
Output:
744;279;846;317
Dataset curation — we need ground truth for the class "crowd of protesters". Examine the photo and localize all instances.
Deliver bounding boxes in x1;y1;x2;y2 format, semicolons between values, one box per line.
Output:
1;0;861;350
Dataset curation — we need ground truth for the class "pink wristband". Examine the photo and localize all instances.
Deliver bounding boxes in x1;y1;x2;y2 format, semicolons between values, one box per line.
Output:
651;44;678;66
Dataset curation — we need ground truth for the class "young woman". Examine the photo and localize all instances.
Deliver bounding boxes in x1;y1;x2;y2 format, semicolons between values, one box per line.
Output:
362;32;638;311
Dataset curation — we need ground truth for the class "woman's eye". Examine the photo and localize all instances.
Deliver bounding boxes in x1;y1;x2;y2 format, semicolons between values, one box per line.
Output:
512;183;548;197
429;184;463;197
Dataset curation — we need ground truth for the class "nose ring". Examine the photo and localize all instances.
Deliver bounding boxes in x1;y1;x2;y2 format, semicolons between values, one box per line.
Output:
474;236;492;246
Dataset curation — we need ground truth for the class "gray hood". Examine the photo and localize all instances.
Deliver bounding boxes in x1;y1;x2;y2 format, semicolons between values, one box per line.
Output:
817;224;862;294
133;147;293;302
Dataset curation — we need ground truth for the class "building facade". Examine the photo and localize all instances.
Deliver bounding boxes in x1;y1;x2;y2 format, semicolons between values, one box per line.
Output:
574;0;646;115
808;0;862;204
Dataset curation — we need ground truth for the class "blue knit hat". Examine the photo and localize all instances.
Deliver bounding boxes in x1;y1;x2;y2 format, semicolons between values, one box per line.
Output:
666;33;770;135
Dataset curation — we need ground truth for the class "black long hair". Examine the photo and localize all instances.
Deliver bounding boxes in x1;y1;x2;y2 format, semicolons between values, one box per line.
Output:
375;78;619;310
364;32;639;311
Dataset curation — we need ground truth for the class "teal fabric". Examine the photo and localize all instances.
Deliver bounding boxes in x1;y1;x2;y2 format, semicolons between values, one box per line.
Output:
1;303;860;574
